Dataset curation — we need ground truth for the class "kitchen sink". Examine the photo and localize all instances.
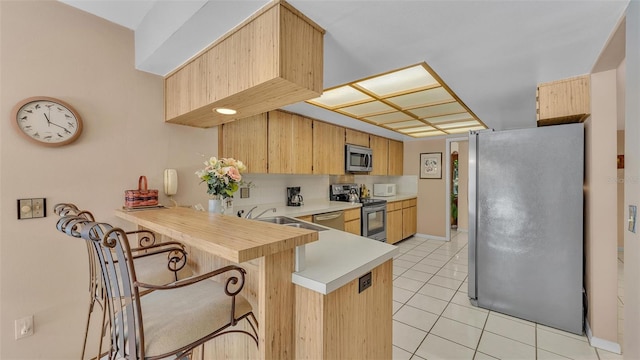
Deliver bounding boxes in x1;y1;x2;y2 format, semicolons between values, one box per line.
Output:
256;216;329;232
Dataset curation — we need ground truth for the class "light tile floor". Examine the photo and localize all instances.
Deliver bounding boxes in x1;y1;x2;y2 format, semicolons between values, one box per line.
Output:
392;231;623;360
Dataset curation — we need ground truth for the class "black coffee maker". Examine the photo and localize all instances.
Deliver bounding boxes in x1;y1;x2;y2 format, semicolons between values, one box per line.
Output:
287;187;304;206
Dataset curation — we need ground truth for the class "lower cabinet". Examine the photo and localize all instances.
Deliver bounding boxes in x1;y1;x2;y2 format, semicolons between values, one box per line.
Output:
387;198;417;244
386;202;403;244
296;215;313;222
344;208;361;235
294;260;392;359
402;199;417;239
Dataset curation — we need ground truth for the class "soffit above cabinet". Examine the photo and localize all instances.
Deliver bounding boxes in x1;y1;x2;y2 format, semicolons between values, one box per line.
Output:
164;0;324;128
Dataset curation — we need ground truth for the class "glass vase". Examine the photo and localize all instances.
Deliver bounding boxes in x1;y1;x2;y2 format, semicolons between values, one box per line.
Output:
208;197;224;214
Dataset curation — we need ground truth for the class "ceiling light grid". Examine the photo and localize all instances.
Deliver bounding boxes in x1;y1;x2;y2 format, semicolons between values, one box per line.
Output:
307;62;487;138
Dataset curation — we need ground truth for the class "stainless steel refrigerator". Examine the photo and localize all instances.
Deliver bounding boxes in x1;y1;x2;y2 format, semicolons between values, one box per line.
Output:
468;123;584;334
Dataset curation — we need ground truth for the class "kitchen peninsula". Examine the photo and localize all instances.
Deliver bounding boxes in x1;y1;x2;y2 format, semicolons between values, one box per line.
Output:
115;206;397;359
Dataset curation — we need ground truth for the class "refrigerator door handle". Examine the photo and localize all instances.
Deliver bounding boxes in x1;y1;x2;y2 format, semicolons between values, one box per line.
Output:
468;130;479;303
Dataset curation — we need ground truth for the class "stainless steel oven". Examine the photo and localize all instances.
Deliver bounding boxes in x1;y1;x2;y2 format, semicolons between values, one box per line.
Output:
330;183;387;242
361;199;387;242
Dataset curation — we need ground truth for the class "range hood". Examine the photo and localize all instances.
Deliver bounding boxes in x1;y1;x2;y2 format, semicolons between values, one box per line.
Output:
164;0;325;128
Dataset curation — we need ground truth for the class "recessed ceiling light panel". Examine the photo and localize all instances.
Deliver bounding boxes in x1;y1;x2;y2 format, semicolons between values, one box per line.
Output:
305;62;486;138
308;86;371;108
387;87;454;109
356;65;438;96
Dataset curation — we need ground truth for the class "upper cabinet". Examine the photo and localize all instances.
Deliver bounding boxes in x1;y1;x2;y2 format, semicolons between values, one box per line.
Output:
369;135;389;176
164;1;324;128
313;121;345;175
220;110;403;176
388;140;404;176
536;75;590;126
345;129;370;147
268;111;313;174
219;113;268;173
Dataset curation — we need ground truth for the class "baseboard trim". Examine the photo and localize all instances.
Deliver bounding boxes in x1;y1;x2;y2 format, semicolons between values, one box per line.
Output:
585;318;621;354
414;233;447;241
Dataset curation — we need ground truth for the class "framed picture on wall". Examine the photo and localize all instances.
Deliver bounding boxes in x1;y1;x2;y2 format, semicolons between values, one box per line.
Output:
420;152;442;179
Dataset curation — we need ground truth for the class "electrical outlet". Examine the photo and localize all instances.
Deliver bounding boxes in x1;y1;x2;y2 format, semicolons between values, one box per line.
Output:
359;272;372;293
15;315;34;340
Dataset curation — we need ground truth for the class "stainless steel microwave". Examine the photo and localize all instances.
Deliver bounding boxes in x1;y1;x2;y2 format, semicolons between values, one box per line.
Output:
345;144;372;172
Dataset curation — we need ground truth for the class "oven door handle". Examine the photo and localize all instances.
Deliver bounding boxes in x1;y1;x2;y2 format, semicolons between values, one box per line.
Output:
314;212;343;221
364;204;386;212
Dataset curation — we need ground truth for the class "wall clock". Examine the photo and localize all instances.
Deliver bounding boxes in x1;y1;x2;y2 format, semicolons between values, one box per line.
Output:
11;96;83;147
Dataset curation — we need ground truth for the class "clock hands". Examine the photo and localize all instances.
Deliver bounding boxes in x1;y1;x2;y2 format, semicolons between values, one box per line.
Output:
43;113;71;134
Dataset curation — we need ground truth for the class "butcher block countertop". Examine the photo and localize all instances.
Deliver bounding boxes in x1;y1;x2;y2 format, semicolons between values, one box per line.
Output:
115;206;319;263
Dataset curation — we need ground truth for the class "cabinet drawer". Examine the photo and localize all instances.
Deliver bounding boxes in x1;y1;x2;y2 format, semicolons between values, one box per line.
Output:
387;201;403;212
402;198;417;208
296;215;313;222
344;208;361;222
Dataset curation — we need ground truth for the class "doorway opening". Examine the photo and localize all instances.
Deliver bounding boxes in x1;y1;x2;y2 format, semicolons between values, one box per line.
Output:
445;137;468;241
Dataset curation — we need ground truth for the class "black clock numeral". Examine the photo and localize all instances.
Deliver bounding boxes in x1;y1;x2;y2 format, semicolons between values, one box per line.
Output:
57;107;64;111
34;132;40;138
24;125;32;130
57;133;64;138
68;122;75;128
43;135;52;141
64;114;72;119
45;104;53;108
25;109;33;113
19;116;27;121
35;104;41;109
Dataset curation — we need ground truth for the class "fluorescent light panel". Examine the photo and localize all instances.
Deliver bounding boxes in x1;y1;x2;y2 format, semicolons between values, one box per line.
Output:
306;62;486;138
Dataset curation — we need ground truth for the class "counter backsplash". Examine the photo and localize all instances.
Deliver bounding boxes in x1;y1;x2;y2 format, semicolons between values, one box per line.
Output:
230;173;418;209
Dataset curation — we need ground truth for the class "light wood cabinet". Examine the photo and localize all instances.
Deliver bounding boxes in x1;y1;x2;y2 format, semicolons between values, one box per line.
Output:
386;201;403;244
386;198;417;243
344;208;361;235
388;139;404;175
536;75;590;126
268;111;313;174
402;199;417;239
345;129;369;147
313;120;345;175
295;260;392;359
369;135;389;176
219;113;268;173
296;215;313;222
164;1;324;128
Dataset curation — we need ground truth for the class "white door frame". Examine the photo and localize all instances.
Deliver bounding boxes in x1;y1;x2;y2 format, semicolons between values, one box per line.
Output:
445;136;469;241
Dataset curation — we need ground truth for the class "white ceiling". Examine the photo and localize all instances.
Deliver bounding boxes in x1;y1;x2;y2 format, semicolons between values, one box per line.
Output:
59;0;628;140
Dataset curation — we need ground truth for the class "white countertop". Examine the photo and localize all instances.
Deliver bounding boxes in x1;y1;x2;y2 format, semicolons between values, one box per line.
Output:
370;193;418;202
291;227;398;294
234;199;361;218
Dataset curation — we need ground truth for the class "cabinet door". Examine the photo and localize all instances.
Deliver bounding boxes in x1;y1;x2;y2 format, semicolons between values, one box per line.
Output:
345;129;369;147
387;209;403;244
388;140;404;176
296;215;313;222
220;113;268;173
268;111;313;174
402;206;417;239
345;220;361;236
369;135;389;176
313;121;345;175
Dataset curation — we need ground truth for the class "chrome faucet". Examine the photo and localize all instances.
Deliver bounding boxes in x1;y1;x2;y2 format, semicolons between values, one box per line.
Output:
245;206;276;219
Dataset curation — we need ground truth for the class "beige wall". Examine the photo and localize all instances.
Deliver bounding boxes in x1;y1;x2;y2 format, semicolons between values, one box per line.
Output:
404;138;446;238
457;141;469;231
0;1;218;358
624;4;640;357
617;130;625;249
584;70;619;343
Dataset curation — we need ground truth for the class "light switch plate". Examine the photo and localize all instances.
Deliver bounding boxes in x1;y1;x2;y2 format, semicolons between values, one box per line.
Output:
629;205;637;233
17;198;46;219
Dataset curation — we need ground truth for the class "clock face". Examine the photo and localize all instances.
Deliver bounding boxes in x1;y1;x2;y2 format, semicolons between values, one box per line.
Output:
12;97;83;146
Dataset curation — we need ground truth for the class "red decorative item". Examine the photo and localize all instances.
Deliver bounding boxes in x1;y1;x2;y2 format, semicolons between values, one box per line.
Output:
125;176;159;208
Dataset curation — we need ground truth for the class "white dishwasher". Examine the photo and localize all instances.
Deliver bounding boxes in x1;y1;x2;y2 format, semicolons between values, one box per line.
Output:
313;211;344;231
